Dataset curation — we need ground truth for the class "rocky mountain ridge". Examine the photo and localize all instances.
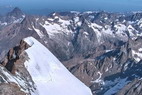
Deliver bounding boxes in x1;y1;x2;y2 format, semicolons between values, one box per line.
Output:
1;8;142;95
0;39;36;95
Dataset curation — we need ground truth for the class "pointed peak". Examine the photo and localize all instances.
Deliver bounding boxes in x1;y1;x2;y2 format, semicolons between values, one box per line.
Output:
7;7;24;17
12;7;22;13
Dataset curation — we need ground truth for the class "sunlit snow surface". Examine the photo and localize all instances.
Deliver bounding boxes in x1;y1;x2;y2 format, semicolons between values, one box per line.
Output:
24;37;92;95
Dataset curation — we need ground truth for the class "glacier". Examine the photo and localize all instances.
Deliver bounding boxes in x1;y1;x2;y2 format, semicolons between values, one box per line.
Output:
23;37;92;95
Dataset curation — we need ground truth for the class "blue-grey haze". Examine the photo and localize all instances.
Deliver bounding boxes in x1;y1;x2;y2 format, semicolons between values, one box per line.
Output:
0;0;142;15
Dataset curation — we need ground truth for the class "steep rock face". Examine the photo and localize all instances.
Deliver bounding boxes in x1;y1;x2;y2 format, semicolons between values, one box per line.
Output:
0;20;40;61
64;37;142;95
7;7;24;18
1;40;30;73
2;40;30;73
0;40;37;95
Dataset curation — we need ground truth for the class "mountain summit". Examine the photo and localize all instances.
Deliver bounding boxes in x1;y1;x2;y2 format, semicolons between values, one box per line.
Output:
7;7;24;17
23;37;92;95
0;37;93;95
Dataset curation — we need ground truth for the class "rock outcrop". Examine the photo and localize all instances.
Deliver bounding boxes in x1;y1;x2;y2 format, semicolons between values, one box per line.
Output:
0;40;37;95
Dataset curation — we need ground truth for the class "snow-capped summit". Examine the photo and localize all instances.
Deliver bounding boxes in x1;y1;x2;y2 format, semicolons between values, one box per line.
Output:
23;37;92;95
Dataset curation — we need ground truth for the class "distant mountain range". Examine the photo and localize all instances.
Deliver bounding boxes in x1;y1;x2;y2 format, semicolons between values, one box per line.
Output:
1;7;142;95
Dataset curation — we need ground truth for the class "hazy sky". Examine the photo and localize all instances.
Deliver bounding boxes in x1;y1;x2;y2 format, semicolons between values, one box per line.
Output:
0;0;142;14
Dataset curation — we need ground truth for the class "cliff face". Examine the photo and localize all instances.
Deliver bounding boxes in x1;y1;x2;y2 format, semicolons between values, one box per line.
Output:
0;40;37;95
2;40;30;74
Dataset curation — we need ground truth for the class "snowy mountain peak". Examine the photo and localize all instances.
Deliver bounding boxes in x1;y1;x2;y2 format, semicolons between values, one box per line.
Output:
23;37;92;95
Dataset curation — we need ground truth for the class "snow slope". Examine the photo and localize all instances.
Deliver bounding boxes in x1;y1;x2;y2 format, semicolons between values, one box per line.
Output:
23;37;92;95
